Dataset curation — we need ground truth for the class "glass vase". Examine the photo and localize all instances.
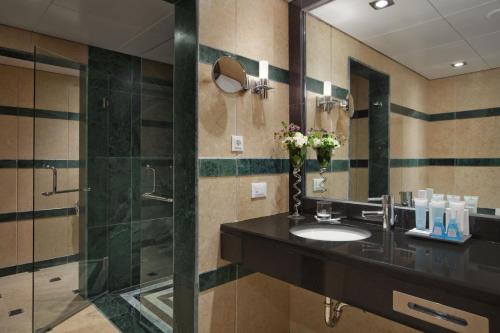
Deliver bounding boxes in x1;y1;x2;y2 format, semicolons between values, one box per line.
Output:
316;147;332;169
289;146;307;169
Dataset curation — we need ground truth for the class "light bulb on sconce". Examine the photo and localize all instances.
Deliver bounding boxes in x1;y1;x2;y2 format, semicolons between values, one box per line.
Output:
323;81;332;97
253;60;273;99
316;80;350;113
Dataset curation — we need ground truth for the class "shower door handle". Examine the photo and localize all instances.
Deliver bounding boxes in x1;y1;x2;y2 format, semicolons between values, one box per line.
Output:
41;166;91;196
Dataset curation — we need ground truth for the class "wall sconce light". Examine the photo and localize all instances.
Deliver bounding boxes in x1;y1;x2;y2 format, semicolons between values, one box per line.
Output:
253;60;273;99
316;81;349;113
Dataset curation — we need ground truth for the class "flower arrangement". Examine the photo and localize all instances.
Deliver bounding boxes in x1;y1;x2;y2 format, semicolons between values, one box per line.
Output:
308;128;342;168
274;122;309;168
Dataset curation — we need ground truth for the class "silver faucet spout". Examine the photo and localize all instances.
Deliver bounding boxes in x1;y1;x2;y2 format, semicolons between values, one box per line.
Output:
363;194;395;230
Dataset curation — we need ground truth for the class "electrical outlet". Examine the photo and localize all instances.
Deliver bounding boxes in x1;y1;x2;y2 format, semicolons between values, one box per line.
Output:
232;135;244;152
251;182;267;198
313;178;323;192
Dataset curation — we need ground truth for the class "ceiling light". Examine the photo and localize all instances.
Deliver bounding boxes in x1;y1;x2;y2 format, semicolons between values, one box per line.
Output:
451;61;467;68
369;0;395;10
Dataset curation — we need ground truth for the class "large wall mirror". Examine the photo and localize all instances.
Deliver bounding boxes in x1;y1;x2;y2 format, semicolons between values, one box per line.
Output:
304;0;500;217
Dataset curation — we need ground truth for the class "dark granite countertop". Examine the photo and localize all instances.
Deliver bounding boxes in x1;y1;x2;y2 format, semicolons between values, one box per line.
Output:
221;213;500;306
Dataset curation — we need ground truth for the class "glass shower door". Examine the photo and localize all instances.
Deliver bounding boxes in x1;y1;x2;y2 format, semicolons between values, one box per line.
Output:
32;46;92;332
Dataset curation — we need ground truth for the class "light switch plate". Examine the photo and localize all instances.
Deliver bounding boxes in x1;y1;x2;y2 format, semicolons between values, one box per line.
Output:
231;135;244;152
313;178;323;192
251;182;267;198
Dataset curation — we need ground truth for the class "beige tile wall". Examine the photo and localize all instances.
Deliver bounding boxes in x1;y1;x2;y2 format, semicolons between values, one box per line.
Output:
0;25;86;269
198;0;290;332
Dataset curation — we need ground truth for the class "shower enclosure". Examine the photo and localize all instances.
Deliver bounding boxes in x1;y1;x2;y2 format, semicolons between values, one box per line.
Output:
0;40;174;333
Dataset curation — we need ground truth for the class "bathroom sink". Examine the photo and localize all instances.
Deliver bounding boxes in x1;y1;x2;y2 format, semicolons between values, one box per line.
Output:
290;224;371;242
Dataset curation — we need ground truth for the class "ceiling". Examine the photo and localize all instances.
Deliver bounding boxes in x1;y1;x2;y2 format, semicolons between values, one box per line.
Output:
311;0;500;79
0;0;174;64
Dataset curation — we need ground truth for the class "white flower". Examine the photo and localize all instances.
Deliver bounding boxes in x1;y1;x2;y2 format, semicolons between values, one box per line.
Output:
312;138;321;148
293;132;307;148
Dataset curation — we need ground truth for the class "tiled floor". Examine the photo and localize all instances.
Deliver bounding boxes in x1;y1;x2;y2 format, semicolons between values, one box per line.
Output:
0;261;173;333
0;262;87;333
51;304;120;333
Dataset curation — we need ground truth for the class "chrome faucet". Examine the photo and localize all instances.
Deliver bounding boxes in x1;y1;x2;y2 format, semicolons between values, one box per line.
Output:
362;195;395;230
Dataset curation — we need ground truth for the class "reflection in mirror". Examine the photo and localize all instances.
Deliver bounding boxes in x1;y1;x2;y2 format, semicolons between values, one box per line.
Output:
305;0;500;216
212;56;248;93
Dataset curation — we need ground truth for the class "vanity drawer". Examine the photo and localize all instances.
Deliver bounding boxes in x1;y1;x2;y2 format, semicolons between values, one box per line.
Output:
393;291;489;333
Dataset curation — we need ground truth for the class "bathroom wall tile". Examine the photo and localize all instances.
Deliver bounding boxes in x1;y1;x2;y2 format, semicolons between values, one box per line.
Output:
351;74;369;110
236;0;288;71
236;273;289;333
0;115;18;159
0;168;17;213
17;219;33;265
66;168;80;208
199;281;236;333
426;120;456;158
34;118;69;160
87;87;108;158
0;64;19;107
198;177;238;273
67;84;80;115
399;116;427;159
17;168;33;212
453;67;500;112
68;215;79;255
0;221;17;268
272;0;289;70
401;167;427;197
35;70;79;113
350;118;369;160
455;167;500;209
198;63;237;158
107;158;132;225
18;116;33;160
0;24;33;53
87;158;108;228
32;33;88;65
426;166;456;195
108;90;132;157
34;216;70;262
455;117;500;158
289;285;421;333
390;167;403;200
427;77;456;114
18;67;34;109
350;167;369;202
331;27;360;90
306;14;331;81
68;120;80;160
390;113;403;158
237;174;288;221
237;81;289;158
199;0;236;53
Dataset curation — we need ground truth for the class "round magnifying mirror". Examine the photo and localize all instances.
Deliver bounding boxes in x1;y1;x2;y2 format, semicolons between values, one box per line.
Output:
212;56;248;94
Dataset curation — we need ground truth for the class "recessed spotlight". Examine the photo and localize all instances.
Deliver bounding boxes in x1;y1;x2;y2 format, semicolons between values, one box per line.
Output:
369;0;395;10
451;61;467;68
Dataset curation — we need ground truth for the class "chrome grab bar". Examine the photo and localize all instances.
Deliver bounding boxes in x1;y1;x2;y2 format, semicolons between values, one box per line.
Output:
141;164;173;203
42;166;90;196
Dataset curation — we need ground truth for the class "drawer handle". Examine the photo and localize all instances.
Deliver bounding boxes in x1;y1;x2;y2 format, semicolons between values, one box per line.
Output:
408;302;468;327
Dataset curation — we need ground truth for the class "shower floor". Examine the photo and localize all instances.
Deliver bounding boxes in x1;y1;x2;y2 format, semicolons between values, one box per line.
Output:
0;262;173;333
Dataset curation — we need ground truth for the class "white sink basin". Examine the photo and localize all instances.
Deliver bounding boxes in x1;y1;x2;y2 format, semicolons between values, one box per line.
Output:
290;224;371;242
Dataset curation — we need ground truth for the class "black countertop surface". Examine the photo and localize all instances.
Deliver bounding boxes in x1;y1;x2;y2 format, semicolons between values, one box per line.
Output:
221;213;500;306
